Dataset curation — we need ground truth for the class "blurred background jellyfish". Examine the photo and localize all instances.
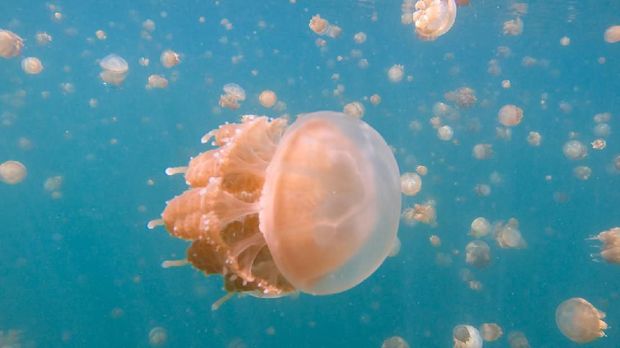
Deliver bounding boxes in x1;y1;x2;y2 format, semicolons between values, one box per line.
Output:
409;0;457;41
219;83;246;110
453;325;483;348
99;54;129;86
465;240;491;268
149;111;401;300
0;160;27;184
494;218;527;249
556;297;608;343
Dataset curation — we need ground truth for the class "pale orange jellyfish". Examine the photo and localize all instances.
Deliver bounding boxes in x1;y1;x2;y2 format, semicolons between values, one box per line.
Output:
556;297;607;343
590;227;620;264
411;0;457;41
0;160;27;184
149;111;401;299
0;30;24;58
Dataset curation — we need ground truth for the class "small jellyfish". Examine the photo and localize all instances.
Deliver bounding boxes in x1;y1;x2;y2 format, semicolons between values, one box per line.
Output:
388;64;405;83
560;36;571;46
563;140;587;160
402;201;436;225
604;25;620;43
160;50;180;68
593;112;611;124
343;101;365;118
95;30;107;40
573;166;592;180
508;331;530;348
35;32;53;45
146;74;169;89
472;144;493;160
498;104;523;126
479;323;503;342
453;325;483;348
148;326;168;346
470;217;490;238
309;15;329;35
99;54;129;85
0;160;27;184
593;123;611;137
411;0;458;41
370;94;382;105
437;125;454;141
416;165;428;176
258;90;277;108
0;29;24;58
527;131;542;146
503;17;524;36
382;336;410;348
556;297;607;343
465;240;491;268
429;235;441;247
21;57;44;74
400;172;422;196
591;227;620;264
495;218;526;249
353;32;367;44
223;83;246;101
444;87;477;108
591;139;606;150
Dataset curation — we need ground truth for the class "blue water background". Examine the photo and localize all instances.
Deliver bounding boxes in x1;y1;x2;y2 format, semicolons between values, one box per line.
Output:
1;0;620;347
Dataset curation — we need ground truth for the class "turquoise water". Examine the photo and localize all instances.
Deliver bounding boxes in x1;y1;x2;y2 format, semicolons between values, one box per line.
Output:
1;1;619;347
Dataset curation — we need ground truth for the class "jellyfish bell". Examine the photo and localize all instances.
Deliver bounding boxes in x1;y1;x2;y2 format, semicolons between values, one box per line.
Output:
453;325;483;348
99;54;128;74
556;297;608;343
411;0;457;41
150;111;401;298
0;160;27;184
465;240;491;268
0;29;24;58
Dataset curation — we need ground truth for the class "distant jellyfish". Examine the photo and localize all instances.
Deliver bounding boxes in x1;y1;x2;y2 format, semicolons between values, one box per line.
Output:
99;54;129;85
429;234;441;247
35;31;53;45
503;17;523;36
148;326;168;346
470;217;490;238
416;165;428;176
410;0;458;41
593;123;611;137
0;160;27;184
593;112;611;124
495;218;526;249
400;172;422;196
560;36;571;46
160;50;180;68
474;184;491;197
573;166;592;180
527;131;542;146
370;94;382;105
444;87;477;108
95;30;107;40
148;111;401;298
220;83;246;110
0;29;24;58
498;104;523;126
480;323;503;342
353;32;367;44
387;64;404;83
604;25;620;43
309;15;329;35
402;201;436;225
591;139;606;150
465;240;491;268
382;336;410;348
21;57;44;74
507;331;530;348
453;325;483;348
146;74;168;89
556;297;607;343
591;227;620;264
258;90;277;108
472;144;493;160
563;140;587;160
343;101;365;118
437;125;454;141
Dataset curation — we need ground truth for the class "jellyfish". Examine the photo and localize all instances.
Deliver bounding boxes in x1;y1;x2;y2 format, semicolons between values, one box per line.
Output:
563;140;587;160
400;172;422;196
507;331;530;348
258;90;277;108
99;54;128;85
498;104;523;126
494;218;526;249
556;297;607;343
146;75;168;89
453;325;483;348
465;240;491;268
0;29;24;58
160;50;180;68
0;160;27;184
21;57;44;74
604;25;620;43
479;323;503;342
382;336;410;348
444;87;477;108
590;227;620;264
470;217;490;238
149;111;401;299
388;64;405;83
411;0;457;41
343;101;365;118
